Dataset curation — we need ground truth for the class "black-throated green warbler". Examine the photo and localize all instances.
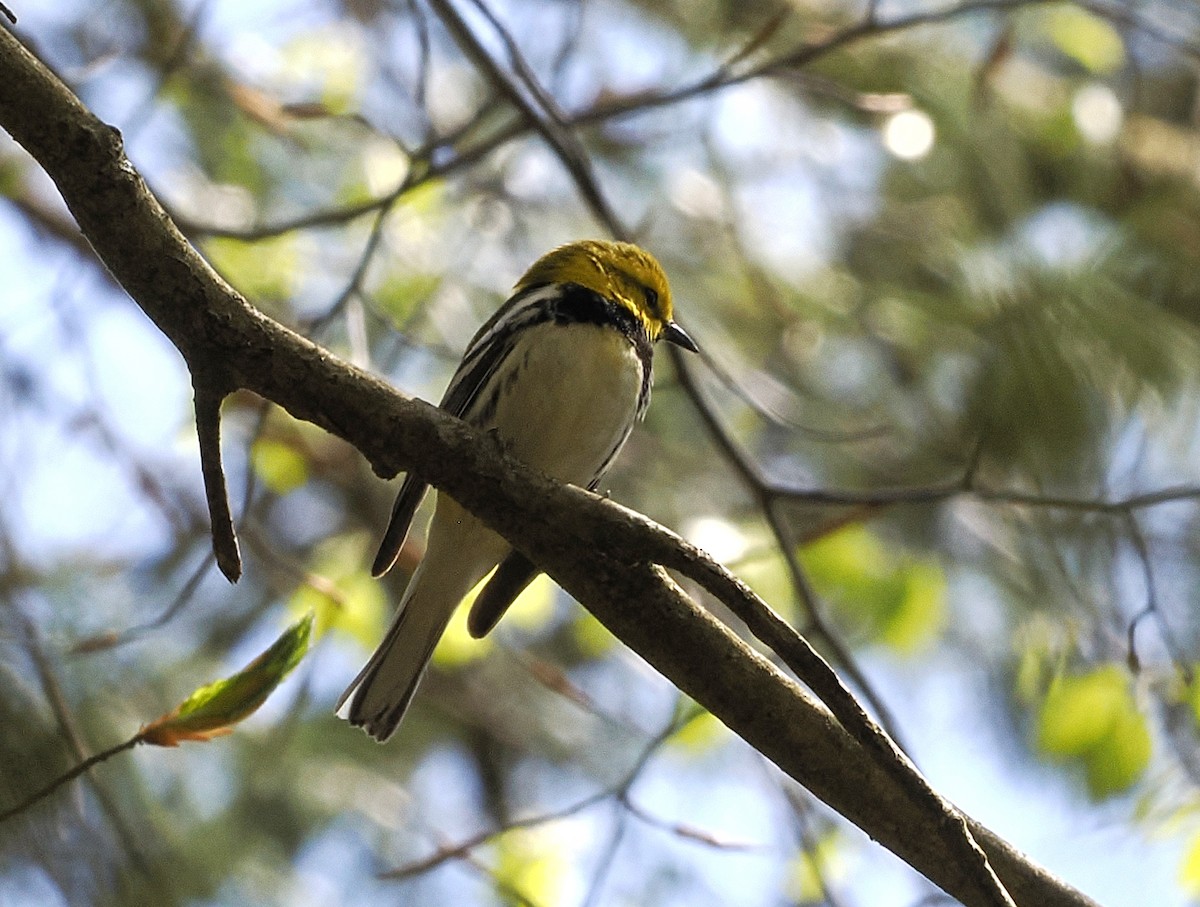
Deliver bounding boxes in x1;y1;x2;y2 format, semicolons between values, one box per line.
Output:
339;240;698;741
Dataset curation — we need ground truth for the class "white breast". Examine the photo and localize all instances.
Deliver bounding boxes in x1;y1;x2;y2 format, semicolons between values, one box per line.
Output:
483;322;645;486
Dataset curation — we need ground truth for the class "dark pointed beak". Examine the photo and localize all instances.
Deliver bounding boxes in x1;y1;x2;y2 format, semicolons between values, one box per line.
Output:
662;321;699;352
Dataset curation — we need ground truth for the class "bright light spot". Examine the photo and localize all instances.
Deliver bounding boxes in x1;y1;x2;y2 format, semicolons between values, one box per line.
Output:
685;516;751;563
171;168;255;231
363;137;409;196
882;109;935;161
669;168;725;219
226;33;282;83
426;64;481;132
1073;83;1123;145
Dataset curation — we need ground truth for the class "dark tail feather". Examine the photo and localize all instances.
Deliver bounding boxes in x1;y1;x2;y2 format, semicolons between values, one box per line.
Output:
467;551;540;638
337;575;454;742
372;474;429;578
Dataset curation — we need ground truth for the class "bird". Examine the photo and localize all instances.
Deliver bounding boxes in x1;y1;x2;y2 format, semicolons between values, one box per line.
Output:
338;239;698;741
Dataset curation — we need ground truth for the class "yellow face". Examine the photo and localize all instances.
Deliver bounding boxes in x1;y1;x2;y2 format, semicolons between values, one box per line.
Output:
517;240;677;342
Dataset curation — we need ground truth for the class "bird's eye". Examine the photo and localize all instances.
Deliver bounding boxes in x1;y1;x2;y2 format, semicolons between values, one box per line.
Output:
644;286;659;314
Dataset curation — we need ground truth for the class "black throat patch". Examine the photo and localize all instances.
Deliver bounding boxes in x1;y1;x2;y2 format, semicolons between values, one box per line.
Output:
553;283;654;397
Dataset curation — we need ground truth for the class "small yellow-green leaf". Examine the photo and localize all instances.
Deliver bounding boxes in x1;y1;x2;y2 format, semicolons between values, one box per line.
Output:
739;549;796;620
398;179;445;217
1014;640;1045;706
251;439;309;494
1188;667;1200;727
1036;665;1125;758
204;234;301;305
802;525;885;587
801;525;945;651
1012;616;1065;705
571;612;616;658
1084;706;1151;797
373;272;442;325
289;534;387;648
669;710;725;754
494;826;567;907
279;28;367;113
141;613;313;746
292;568;387;649
1179;829;1200;896
880;561;947;653
0;158;23;196
432;574;495;668
785;831;845;904
1043;7;1125;73
506;574;557;631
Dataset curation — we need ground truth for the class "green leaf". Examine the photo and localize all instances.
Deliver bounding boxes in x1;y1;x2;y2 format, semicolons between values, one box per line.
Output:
1084;706;1151;797
785;831;845;904
1188;667;1200;727
1037;664;1125;757
504;574;557;631
800;525;946;651
288;533;388;648
279;28;367;113
1042;7;1125;74
433;582;496;668
250;438;309;494
372;272;442;325
140;613;313;746
1180;829;1200;896
669;710;725;754
738;548;795;620
204;234;301;305
801;525;902;638
0;157;23;196
1035;664;1151;797
571;611;616;658
493;826;567;907
880;561;947;653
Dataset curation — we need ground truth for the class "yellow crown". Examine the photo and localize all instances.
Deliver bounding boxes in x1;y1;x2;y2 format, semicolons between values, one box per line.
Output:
517;240;675;340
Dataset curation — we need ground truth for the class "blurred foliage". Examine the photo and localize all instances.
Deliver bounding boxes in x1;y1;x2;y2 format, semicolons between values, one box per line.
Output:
801;524;947;652
1035;663;1152;798
6;0;1200;904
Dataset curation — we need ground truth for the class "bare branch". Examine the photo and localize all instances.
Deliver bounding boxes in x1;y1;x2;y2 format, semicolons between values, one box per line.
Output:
427;0;625;237
0;734;143;824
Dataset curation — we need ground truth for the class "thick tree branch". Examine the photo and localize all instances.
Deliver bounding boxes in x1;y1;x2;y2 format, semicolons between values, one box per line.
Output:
0;23;1097;907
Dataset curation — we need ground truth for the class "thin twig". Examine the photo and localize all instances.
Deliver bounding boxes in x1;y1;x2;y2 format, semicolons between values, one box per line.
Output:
381;709;686;881
0;733;144;824
8;597;152;874
764;499;909;752
694;339;891;443
303;198;395;335
670;346;907;744
580;804;626;907
621;798;762;851
783;784;849;907
380;788;612;880
69;551;214;654
428;0;625;237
